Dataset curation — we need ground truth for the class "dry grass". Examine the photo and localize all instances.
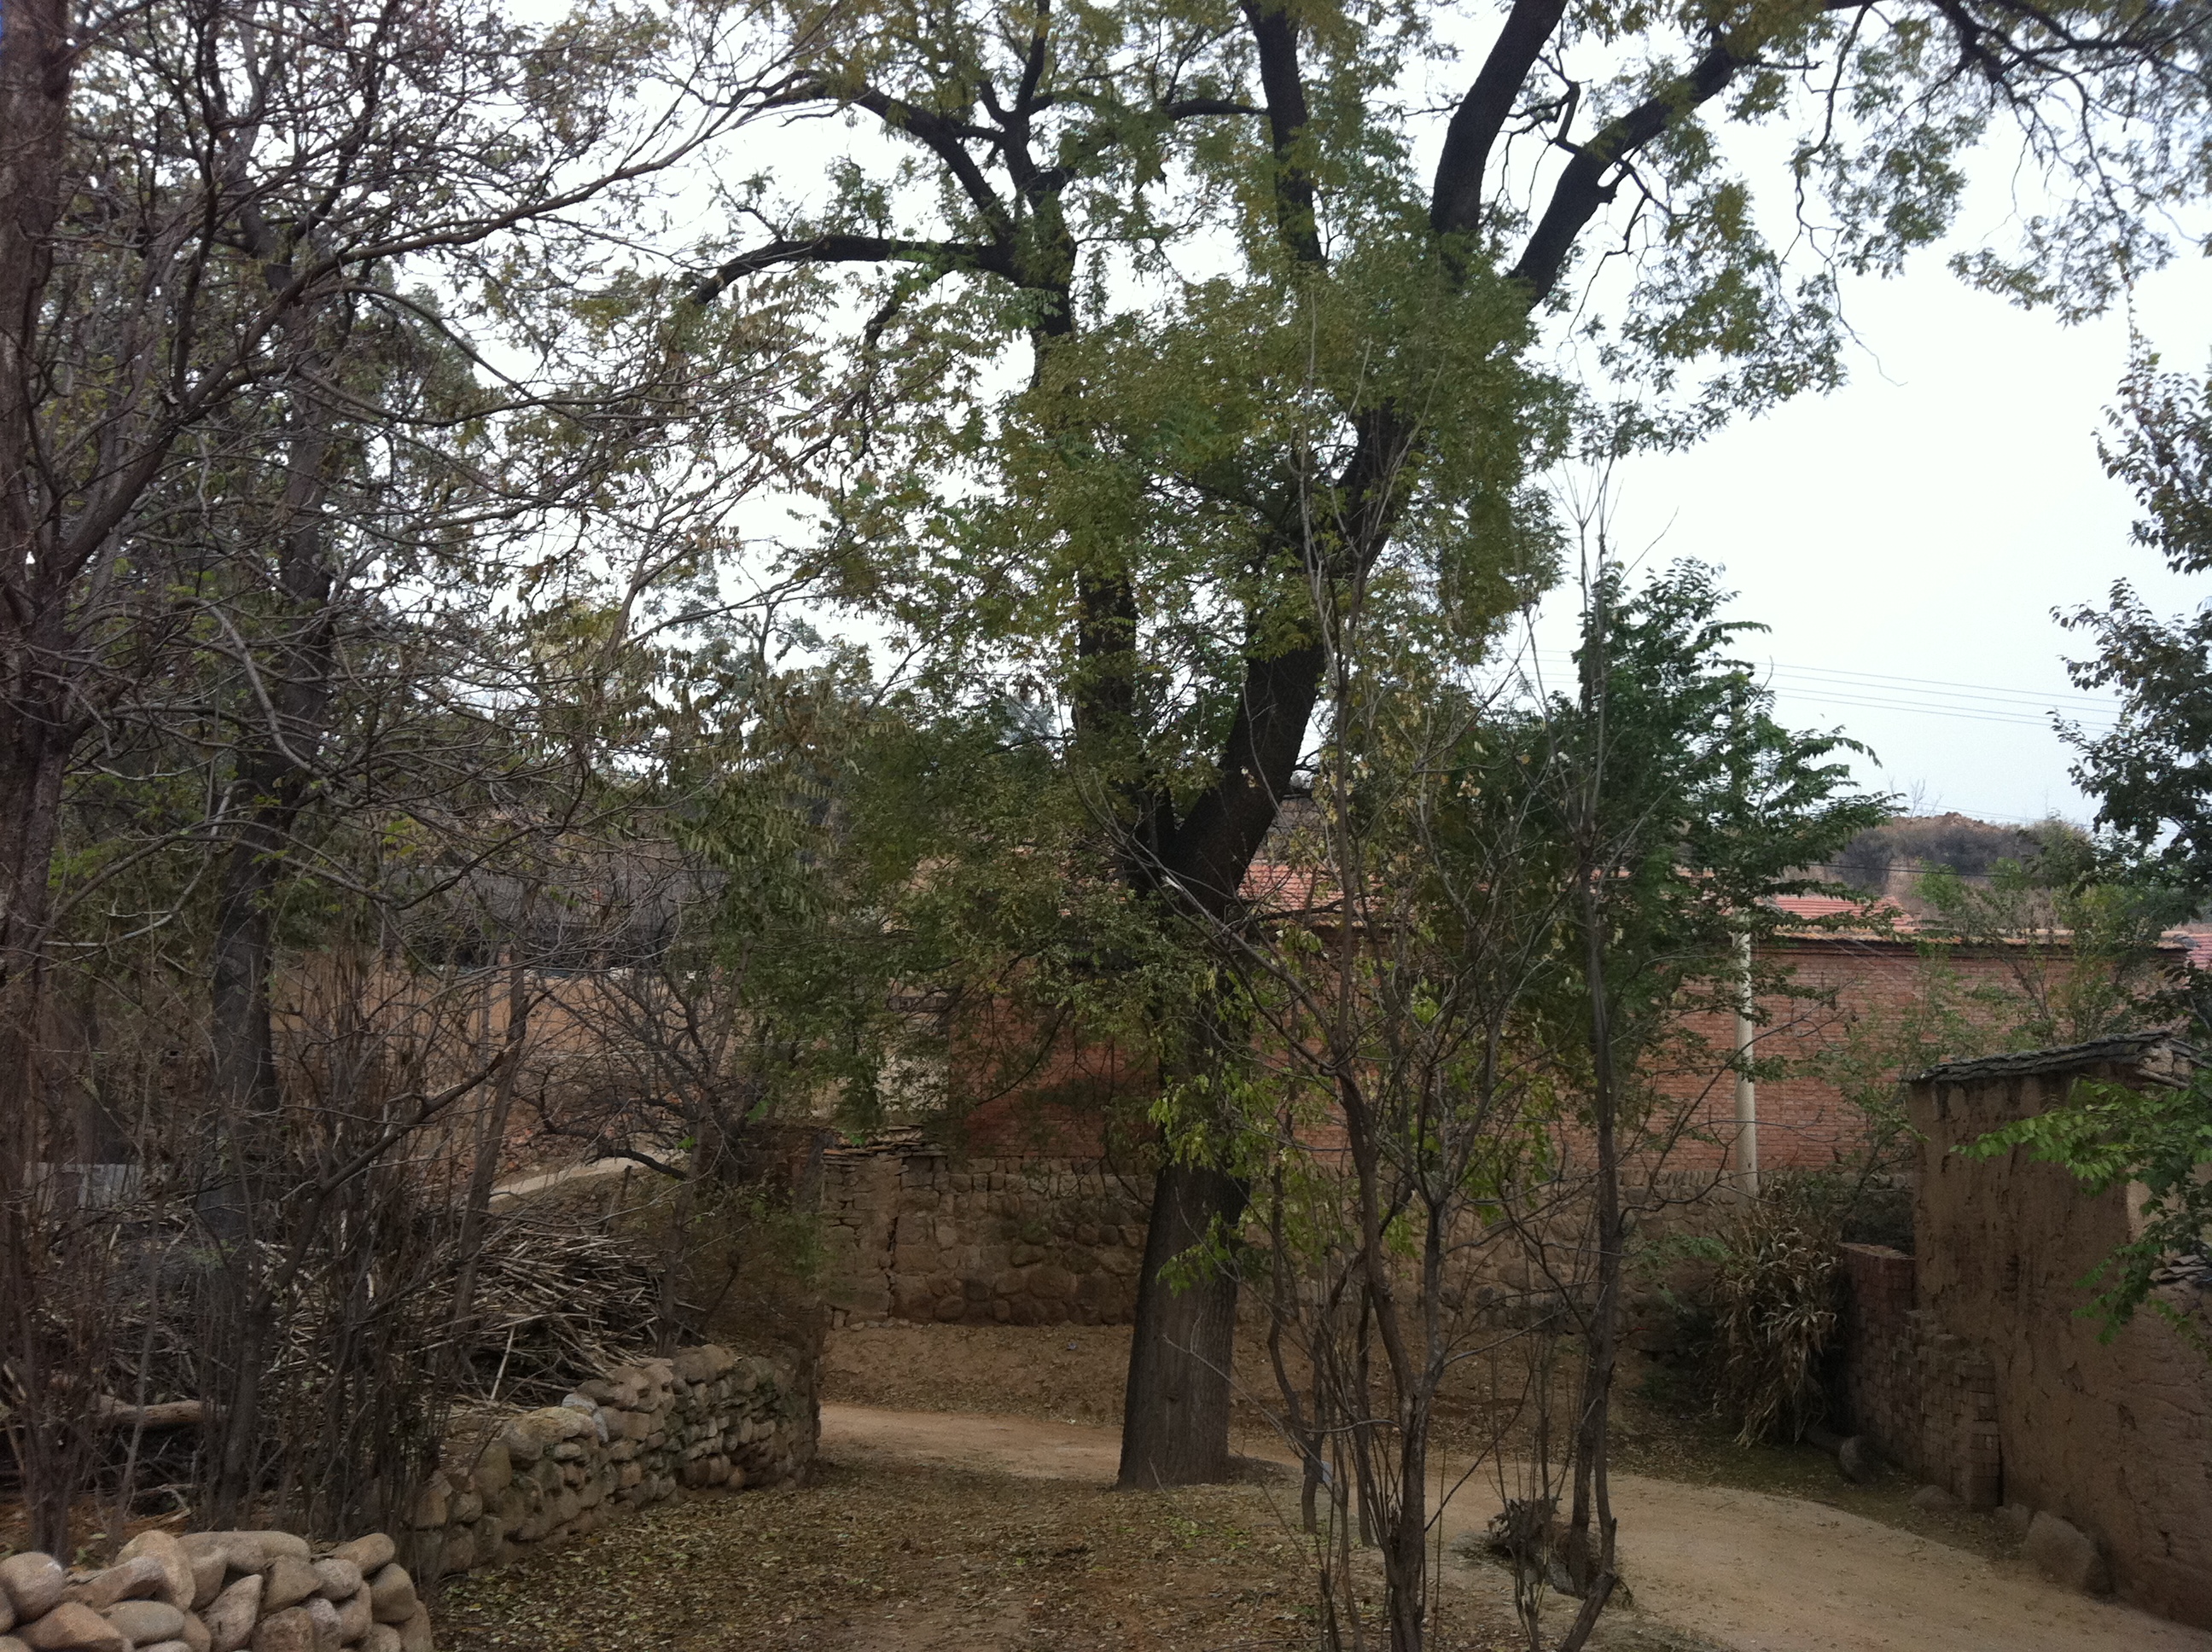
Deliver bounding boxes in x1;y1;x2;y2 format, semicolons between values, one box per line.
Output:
432;1457;1525;1652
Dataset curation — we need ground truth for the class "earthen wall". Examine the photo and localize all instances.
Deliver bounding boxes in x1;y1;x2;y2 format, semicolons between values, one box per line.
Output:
1905;1051;2212;1626
821;1149;1153;1327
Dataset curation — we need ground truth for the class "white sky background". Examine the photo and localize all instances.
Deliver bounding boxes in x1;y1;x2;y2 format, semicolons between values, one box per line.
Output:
1508;225;2212;829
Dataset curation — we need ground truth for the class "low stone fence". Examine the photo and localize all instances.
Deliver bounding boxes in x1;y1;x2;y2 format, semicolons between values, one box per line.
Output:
405;1342;815;1583
0;1527;426;1652
0;1341;814;1652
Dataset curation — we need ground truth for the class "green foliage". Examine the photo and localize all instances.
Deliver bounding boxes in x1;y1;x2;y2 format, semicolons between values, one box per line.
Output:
1919;352;2212;1358
1912;828;2196;1045
1549;561;1895;1090
2066;350;2212;887
653;640;1202;1137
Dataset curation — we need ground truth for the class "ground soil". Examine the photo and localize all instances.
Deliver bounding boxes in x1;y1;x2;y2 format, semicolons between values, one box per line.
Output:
824;1323;2011;1559
813;1323;2212;1652
434;1447;1527;1652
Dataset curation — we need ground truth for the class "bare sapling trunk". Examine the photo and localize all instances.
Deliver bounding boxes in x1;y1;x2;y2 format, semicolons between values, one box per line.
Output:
1339;1072;1431;1652
1558;596;1622;1642
1262;1155;1327;1533
205;384;341;1523
451;928;535;1346
1558;871;1623;1626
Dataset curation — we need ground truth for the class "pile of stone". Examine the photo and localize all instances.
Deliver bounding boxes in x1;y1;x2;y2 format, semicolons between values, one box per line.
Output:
0;1529;428;1652
406;1342;812;1581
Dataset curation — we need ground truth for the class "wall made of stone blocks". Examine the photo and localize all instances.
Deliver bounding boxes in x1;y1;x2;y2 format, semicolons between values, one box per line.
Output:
822;1150;1153;1328
0;1527;426;1652
404;1343;815;1585
1836;1243;2001;1507
0;1346;814;1652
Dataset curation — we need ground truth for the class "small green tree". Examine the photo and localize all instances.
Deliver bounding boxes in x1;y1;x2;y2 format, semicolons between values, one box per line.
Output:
1959;349;2212;1352
1184;556;1883;1652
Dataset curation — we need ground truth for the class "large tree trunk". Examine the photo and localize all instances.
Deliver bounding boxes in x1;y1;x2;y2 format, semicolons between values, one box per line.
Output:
0;717;80;1553
1114;640;1324;1484
1115;1160;1249;1487
0;0;89;1560
1115;627;1324;1475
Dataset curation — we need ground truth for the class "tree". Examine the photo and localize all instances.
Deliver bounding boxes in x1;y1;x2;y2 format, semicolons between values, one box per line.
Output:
1540;560;1886;1602
0;0;815;1544
686;0;2212;1481
1959;349;2212;1352
2068;351;2212;884
1178;556;1881;1651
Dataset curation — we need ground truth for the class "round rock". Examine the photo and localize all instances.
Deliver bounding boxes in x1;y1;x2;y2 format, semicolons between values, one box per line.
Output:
0;1557;66;1623
102;1600;184;1643
20;1603;129;1652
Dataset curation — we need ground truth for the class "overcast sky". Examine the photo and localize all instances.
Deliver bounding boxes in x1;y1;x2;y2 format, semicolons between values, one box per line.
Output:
1520;245;2212;829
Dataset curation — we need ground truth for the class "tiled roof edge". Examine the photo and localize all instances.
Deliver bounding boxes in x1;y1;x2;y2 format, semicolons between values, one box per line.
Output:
1909;1030;2198;1087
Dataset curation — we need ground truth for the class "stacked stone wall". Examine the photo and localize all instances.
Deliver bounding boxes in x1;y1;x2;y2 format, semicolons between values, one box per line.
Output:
1837;1243;1918;1456
405;1343;815;1583
0;1527;426;1652
0;1341;816;1652
1836;1243;2001;1506
822;1149;1152;1327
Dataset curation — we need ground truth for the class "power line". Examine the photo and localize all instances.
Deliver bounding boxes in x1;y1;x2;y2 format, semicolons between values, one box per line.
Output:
1757;660;2114;712
1773;689;2112;732
1510;649;2121;732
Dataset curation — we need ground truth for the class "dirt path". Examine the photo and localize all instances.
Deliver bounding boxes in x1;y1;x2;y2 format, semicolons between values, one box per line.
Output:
824;1403;2212;1652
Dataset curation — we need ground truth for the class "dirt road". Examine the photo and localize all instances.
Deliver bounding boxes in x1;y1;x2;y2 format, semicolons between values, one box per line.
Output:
824;1403;2212;1652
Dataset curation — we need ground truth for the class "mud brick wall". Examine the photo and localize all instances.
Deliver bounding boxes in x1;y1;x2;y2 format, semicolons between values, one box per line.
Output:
0;1527;428;1652
821;1149;1152;1327
406;1343;815;1584
1899;1040;2212;1627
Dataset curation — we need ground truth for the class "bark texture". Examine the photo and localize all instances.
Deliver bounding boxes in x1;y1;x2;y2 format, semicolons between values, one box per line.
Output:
1115;1160;1249;1488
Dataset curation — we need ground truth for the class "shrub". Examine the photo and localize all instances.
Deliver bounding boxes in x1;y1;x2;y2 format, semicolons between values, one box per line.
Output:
1709;1179;1846;1445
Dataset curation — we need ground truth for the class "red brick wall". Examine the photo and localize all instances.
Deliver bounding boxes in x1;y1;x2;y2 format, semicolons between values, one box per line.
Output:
949;938;2039;1173
1657;939;2033;1172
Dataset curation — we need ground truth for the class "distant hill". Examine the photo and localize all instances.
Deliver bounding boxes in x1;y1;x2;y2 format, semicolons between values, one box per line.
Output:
1824;812;2064;908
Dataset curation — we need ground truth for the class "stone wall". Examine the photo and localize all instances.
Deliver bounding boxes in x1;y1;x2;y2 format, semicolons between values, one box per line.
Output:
823;1143;1908;1335
1837;1036;2212;1627
1836;1244;2001;1506
405;1343;815;1583
821;1145;1152;1328
0;1527;426;1652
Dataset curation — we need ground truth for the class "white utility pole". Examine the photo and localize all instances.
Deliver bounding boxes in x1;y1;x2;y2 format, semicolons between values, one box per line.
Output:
1734;928;1759;1197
